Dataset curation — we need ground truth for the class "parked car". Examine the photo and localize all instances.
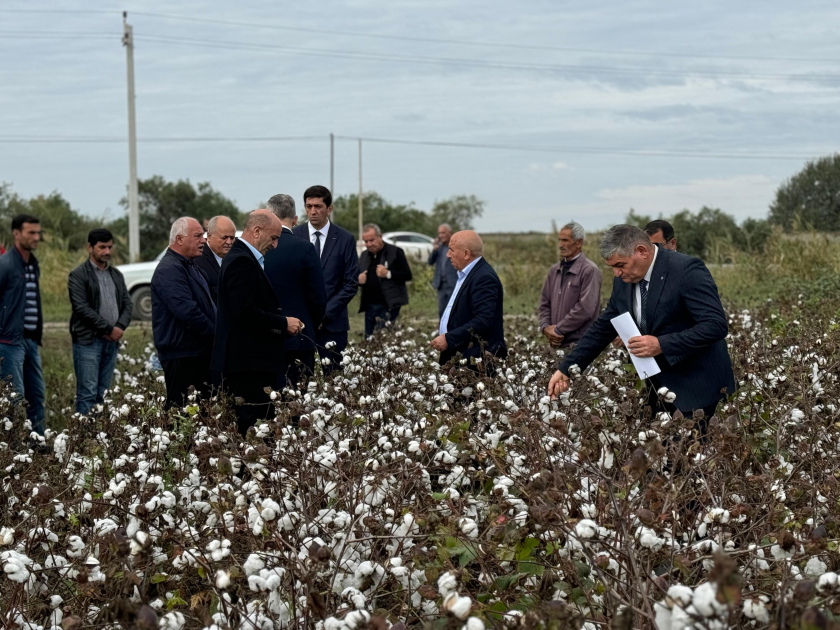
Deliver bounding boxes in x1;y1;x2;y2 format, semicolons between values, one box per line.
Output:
118;231;243;321
355;231;435;261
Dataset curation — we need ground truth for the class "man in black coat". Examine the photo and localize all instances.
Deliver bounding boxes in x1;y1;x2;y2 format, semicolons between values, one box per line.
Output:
548;224;736;425
430;231;507;369
151;217;217;409
358;223;412;338
212;210;303;435
264;194;327;391
68;228;133;415
291;185;359;376
193;215;236;302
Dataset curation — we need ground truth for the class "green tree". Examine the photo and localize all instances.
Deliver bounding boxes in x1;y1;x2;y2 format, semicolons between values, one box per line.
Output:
770;154;840;231
116;176;244;260
430;194;484;231
332;192;434;237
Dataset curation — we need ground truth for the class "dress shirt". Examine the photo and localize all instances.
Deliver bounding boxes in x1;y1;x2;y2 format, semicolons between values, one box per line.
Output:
240;238;265;270
90;261;119;327
634;245;658;325
211;249;223;266
308;221;331;256
439;256;483;335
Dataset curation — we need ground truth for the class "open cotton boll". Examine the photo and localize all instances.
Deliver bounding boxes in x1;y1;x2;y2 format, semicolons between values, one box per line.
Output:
215;570;230;589
243;554;264;577
438;571;458;596
804;556;828;577
742;597;770;623
575;519;598;539
691;582;727;618
463;617;485;630
442;593;472;620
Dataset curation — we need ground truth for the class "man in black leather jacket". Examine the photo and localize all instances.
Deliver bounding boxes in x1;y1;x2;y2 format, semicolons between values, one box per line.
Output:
68;228;133;415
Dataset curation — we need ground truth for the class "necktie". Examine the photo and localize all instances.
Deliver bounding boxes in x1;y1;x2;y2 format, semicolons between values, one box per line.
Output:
314;231;323;257
639;279;649;332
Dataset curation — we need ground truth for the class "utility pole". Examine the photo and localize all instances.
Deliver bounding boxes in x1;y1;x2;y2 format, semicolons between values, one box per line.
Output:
329;133;334;194
357;138;363;241
123;12;140;262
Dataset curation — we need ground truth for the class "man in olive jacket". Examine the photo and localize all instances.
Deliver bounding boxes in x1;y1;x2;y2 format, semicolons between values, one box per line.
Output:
68;229;133;415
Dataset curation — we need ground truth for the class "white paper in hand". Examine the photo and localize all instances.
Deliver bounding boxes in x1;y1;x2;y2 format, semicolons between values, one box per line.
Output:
610;312;662;379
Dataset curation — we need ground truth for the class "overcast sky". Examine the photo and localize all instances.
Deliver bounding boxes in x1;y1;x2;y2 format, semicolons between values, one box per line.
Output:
2;1;838;233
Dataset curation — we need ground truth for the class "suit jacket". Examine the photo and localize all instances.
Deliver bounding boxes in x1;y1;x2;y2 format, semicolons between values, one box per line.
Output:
193;244;222;303
264;226;327;352
429;244;457;291
559;248;736;412
291;222;359;333
440;258;507;365
211;239;288;376
358;242;412;312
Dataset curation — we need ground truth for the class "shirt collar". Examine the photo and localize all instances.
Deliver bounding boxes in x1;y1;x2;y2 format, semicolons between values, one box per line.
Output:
89;259;109;272
239;238;265;268
212;250;223;266
308;220;331;240
642;244;658;284
564;252;581;263
458;256;482;280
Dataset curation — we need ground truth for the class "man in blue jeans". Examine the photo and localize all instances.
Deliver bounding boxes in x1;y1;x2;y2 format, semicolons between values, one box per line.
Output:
68;229;133;415
0;214;46;434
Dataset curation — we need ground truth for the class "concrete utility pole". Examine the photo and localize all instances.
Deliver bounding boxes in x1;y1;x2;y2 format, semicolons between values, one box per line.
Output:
329;133;334;194
123;12;140;262
357;138;363;241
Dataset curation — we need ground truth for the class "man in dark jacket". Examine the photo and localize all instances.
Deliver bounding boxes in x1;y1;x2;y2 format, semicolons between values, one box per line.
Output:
68;228;133;415
151;217;216;409
0;214;45;434
212;210;303;434
428;223;458;319
193;215;236;302
358;223;412;337
548;225;735;428
430;231;507;370
291;185;359;376
264;194;326;391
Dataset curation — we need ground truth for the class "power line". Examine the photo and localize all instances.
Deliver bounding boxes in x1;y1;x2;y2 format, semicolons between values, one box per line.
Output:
129;33;840;83
0;133;821;161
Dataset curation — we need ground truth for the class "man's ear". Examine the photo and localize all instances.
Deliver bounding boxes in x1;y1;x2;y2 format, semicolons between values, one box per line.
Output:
292;216;298;227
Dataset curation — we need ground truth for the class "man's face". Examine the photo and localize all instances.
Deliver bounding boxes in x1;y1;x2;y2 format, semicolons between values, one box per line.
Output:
14;222;41;251
558;228;583;259
177;219;206;259
362;230;384;253
446;237;471;271
254;222;282;254
304;197;332;229
605;244;653;283
647;229;677;251
207;220;236;257
438;226;452;245
89;240;113;265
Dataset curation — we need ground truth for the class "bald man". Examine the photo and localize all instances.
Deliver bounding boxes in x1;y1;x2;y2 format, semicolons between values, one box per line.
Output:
430;230;507;370
194;215;236;303
212;210;303;435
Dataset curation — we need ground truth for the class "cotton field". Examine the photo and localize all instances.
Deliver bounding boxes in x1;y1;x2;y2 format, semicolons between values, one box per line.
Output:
3;302;840;630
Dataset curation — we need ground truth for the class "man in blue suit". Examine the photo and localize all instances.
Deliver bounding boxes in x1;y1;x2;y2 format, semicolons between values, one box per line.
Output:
548;224;736;426
292;185;359;375
428;223;458;319
264;194;327;390
430;230;507;371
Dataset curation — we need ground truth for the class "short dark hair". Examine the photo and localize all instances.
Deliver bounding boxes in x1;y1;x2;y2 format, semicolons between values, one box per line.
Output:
87;228;114;247
11;214;39;232
644;219;675;242
303;185;332;208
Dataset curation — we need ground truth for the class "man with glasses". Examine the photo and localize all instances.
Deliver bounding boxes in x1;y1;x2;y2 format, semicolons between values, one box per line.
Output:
194;216;237;303
644;220;677;251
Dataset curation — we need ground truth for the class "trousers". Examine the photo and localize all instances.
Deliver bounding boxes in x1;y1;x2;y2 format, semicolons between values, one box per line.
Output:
0;338;45;434
73;338;119;415
277;350;316;392
225;370;274;435
363;304;402;337
161;355;212;410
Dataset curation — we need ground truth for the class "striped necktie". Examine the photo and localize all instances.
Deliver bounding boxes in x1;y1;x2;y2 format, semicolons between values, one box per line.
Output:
639;279;648;332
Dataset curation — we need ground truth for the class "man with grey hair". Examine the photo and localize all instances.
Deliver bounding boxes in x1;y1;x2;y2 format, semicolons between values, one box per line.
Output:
539;222;602;349
151;216;217;409
428;223;458;319
266;193;297;221
194;215;236;302
358;222;412;338
548;224;735;430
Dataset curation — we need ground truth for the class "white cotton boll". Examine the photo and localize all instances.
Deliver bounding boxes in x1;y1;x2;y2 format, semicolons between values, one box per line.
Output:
438;571;458;596
804;556;828;577
575;519;598;540
742;597;770;623
459;518;479;539
666;585;693;609
664;391;677;403
160;612;186;630
657;387;668;397
243;554;264;577
770;544;793;561
464;617;485;630
442;593;472;620
691;582;726;618
819;572;839;592
0;527;14;546
215;570;230;589
653;602;671;630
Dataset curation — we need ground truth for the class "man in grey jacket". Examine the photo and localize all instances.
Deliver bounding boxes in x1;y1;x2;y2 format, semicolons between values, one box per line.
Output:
539;222;602;349
68;229;133;415
428;223;458;320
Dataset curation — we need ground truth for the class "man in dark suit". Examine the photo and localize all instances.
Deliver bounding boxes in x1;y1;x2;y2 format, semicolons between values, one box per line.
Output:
430;231;507;369
549;224;735;425
194;215;236;302
645;219;677;251
358;223;412;337
428;223;458;319
212;210;303;435
291;185;359;376
264;194;327;391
